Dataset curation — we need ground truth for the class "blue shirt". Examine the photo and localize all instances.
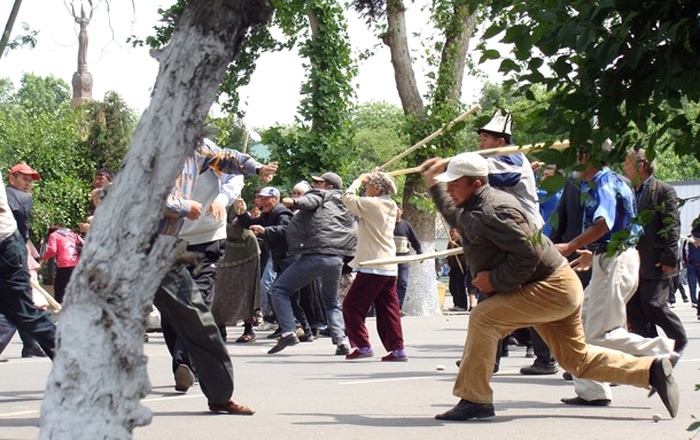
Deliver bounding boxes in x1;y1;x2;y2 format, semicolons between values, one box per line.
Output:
581;168;641;249
537;187;562;238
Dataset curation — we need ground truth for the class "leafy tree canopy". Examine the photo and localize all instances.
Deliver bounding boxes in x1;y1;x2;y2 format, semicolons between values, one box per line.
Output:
0;74;134;241
476;0;700;165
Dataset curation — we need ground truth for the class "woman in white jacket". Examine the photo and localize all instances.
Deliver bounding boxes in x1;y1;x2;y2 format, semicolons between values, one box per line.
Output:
341;171;407;362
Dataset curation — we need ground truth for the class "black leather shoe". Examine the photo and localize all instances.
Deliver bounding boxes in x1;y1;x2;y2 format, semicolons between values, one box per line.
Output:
562;371;573;381
21;344;47;358
520;363;558;375
435;399;495;421
649;357;679;418
561;396;611;406
267;333;299;354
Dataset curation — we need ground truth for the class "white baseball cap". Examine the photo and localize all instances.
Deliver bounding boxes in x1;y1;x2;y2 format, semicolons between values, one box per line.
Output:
435;152;489;182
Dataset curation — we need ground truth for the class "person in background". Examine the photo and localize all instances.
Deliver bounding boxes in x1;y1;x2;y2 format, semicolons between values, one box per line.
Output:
683;223;700;320
0;163;50;358
79;167;115;234
41;225;84;304
557;142;675;407
268;172;356;355
393;204;422;309
0;172;56;360
446;228;469;312
623;147;687;356
211;203;261;343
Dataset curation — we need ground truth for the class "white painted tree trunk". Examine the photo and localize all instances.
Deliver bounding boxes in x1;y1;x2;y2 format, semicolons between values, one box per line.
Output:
402;240;440;316
39;2;273;438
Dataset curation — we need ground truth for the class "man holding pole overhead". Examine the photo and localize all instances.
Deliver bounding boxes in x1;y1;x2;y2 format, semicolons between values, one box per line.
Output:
421;151;679;421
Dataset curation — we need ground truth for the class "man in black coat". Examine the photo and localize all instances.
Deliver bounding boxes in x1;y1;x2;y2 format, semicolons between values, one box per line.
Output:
623;148;687;354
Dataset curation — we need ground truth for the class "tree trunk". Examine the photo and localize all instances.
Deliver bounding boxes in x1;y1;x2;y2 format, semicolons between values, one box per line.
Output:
381;0;477;315
39;2;273;439
384;0;424;119
0;0;22;59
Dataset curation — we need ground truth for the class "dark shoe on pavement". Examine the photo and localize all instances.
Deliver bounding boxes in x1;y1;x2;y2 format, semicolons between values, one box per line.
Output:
435;399;495;421
649;357;679;418
174;364;195;392
520;363;558;375
267;333;299;354
561;396;611;406
266;328;282;339
525;346;535;358
0;357;8;363
346;349;373;360
208;400;255;415
21;344;47;358
381;352;408;362
562;371;573;381
335;343;351;356
298;333;315;342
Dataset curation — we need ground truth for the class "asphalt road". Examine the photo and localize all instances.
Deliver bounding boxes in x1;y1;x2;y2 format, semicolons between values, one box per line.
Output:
1;300;698;440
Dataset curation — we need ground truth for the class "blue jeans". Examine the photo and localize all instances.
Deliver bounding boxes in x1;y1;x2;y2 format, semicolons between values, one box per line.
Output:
0;231;55;358
270;253;346;344
260;257;276;316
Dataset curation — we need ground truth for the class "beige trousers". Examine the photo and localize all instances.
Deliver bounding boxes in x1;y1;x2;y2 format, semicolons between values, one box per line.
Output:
453;264;653;404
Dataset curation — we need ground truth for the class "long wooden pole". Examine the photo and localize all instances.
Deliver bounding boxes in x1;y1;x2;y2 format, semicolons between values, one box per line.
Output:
388;140;570;177
30;278;62;312
359;247;463;267
377;105;480;171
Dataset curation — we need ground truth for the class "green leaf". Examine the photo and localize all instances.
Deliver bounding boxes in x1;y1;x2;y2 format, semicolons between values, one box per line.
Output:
479;49;501;63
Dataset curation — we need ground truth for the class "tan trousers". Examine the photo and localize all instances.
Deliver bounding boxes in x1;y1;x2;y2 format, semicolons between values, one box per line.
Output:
453;264;653;404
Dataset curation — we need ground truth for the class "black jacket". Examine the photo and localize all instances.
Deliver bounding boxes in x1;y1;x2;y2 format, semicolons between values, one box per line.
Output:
286;189;357;257
636;176;680;280
237;203;293;266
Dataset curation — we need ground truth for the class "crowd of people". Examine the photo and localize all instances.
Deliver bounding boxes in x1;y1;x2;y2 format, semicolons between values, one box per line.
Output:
0;110;694;422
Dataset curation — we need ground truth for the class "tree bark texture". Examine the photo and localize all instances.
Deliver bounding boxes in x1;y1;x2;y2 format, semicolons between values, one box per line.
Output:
384;0;424;119
382;0;475;316
39;1;273;439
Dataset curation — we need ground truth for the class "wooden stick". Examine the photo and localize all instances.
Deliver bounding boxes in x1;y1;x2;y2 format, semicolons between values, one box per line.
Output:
30;278;63;312
377;105;480;171
388;140;570;177
359;247;463;267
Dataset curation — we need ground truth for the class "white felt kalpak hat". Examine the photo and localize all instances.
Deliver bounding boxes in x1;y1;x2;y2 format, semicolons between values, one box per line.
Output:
477;109;513;136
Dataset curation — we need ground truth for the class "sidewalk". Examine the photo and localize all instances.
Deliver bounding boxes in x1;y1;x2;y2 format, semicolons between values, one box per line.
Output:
0;301;698;440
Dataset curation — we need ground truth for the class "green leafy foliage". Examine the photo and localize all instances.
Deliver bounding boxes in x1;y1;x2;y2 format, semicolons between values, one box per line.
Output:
479;0;700;163
0;74;132;241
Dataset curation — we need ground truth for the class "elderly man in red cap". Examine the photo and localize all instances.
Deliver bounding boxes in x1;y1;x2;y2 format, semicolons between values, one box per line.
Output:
0;164;55;361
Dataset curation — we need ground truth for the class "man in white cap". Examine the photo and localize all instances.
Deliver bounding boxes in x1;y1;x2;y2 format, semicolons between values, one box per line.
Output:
421;152;679;421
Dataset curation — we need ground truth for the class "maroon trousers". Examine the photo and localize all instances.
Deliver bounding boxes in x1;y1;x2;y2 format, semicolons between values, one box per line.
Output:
342;272;404;352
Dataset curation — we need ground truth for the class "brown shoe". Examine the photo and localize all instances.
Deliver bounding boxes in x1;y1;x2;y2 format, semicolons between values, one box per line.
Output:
208;400;255;415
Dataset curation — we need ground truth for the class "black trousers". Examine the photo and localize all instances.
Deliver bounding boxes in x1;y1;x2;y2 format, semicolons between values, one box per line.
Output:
0;231;55;358
627;277;687;351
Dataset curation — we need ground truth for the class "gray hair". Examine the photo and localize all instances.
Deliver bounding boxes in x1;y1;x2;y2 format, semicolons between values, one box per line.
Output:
293;180;311;194
366;171;397;195
626;147;656;174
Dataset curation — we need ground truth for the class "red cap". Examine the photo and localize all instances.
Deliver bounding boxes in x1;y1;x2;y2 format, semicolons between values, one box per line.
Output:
9;163;41;180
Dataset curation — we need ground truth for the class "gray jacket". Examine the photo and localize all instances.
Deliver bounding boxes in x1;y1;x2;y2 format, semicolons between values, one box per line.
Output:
430;183;565;293
286;189;357;257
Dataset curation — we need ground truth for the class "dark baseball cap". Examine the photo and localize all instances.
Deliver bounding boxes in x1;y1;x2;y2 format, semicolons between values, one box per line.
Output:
311;172;342;189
